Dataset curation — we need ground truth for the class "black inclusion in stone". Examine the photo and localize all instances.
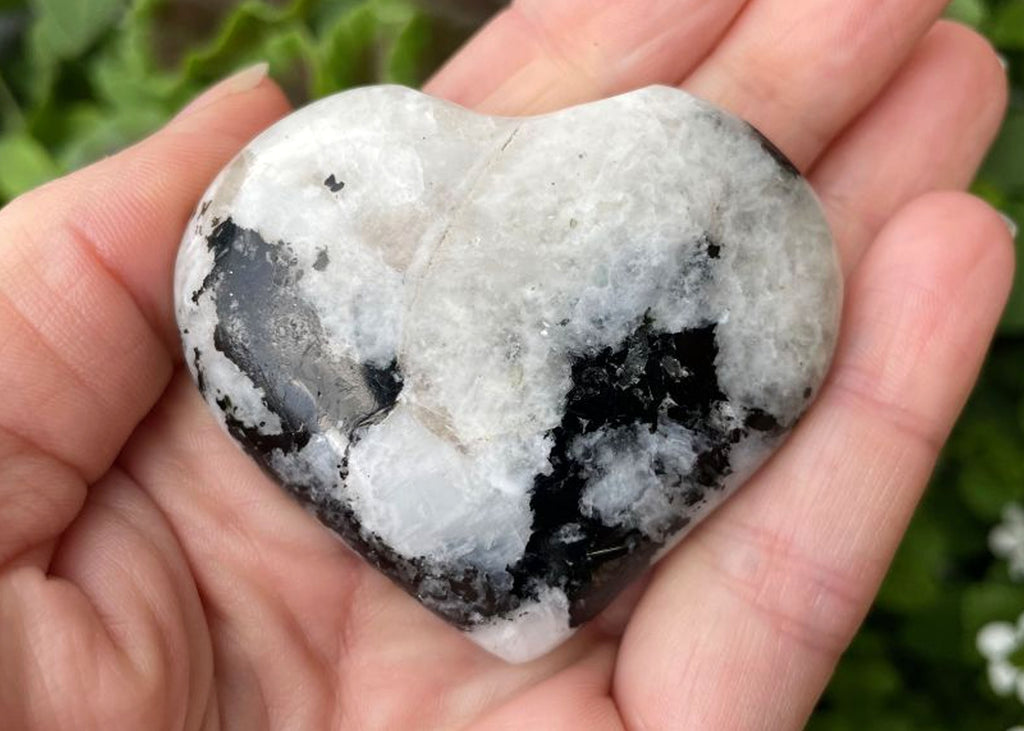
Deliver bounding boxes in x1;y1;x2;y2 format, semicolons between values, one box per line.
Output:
216;394;311;455
701;232;722;260
191;218;794;635
745;408;781;433
187;219;540;630
324;174;345;192
746;122;800;178
193;218;532;630
511;316;744;627
198;218;404;462
192;347;207;396
363;361;403;408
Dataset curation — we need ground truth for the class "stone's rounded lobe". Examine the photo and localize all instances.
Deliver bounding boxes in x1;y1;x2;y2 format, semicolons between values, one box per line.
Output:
174;85;842;663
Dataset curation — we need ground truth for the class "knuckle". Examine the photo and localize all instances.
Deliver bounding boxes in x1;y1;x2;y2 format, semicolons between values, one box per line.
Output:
702;520;873;659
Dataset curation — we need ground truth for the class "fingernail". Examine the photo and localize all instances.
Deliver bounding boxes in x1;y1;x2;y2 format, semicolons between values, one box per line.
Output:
177;62;270;120
1000;212;1018;239
997;54;1010;72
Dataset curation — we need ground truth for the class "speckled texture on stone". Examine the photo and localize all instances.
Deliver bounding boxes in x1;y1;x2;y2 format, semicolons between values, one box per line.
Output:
174;84;842;663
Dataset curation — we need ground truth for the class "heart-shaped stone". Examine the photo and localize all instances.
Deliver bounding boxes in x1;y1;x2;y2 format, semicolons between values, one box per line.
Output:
175;85;841;662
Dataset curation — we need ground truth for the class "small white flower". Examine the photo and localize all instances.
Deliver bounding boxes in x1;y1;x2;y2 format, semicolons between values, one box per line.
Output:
978;615;1024;703
990;503;1024;581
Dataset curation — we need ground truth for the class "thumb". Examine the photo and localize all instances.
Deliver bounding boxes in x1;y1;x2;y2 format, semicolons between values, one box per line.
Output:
0;64;290;565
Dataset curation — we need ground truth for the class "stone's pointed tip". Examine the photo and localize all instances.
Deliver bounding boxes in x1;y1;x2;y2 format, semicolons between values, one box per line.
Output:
466;588;574;663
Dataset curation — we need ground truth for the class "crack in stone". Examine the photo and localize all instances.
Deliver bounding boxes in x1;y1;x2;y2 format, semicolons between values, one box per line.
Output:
398;123;524;445
410;123;523;290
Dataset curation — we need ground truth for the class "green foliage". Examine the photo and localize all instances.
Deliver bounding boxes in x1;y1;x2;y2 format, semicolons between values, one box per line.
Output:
0;130;57;196
946;0;990;26
1;1;1023;728
29;0;127;59
0;0;473;201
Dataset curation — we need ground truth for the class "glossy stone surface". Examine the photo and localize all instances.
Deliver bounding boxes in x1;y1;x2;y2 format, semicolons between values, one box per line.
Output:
174;85;842;663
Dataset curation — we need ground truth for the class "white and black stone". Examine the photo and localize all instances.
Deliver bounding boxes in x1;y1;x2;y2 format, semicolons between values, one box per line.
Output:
174;85;842;663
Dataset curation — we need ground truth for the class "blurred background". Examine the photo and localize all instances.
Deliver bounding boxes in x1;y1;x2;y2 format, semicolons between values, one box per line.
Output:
0;0;1021;727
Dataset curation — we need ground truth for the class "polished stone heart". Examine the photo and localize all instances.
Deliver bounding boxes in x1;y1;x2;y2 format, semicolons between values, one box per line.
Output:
174;85;841;662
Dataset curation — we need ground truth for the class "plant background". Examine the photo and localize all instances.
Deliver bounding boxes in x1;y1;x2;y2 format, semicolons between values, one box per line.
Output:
0;0;1021;727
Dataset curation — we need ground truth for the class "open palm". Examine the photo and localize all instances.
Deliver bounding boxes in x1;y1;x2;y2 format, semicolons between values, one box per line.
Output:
0;1;1013;728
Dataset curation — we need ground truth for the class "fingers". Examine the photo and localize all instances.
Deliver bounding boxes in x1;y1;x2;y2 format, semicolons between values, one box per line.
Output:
684;0;949;170
0;64;289;731
122;373;616;727
0;430;85;570
812;21;1008;273
466;646;621;731
0;471;211;729
430;1;962;228
425;0;750;114
613;193;1014;730
120;373;378;728
0;65;288;508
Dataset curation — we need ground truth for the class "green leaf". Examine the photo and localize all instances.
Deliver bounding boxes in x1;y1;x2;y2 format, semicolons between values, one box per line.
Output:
978;109;1024;192
313;0;449;94
985;0;1024;48
823;632;903;704
369;0;415;25
55;101;165;171
945;0;990;27
0;70;25;133
29;0;127;59
178;0;305;86
962;582;1024;648
20;0;128;111
897;595;969;663
0;130;59;198
89;39;178;109
314;2;379;95
409;0;504;27
307;0;365;32
79;0;197;117
372;0;452;87
385;10;434;85
264;26;318;103
949;390;1024;520
876;513;948;613
808;714;922;731
956;455;1024;521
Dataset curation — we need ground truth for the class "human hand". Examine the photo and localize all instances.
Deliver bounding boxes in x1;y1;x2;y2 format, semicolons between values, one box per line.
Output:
0;1;1012;728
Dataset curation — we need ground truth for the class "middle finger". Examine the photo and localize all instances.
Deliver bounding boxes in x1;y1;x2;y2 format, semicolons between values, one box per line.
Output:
425;0;751;114
684;0;950;171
